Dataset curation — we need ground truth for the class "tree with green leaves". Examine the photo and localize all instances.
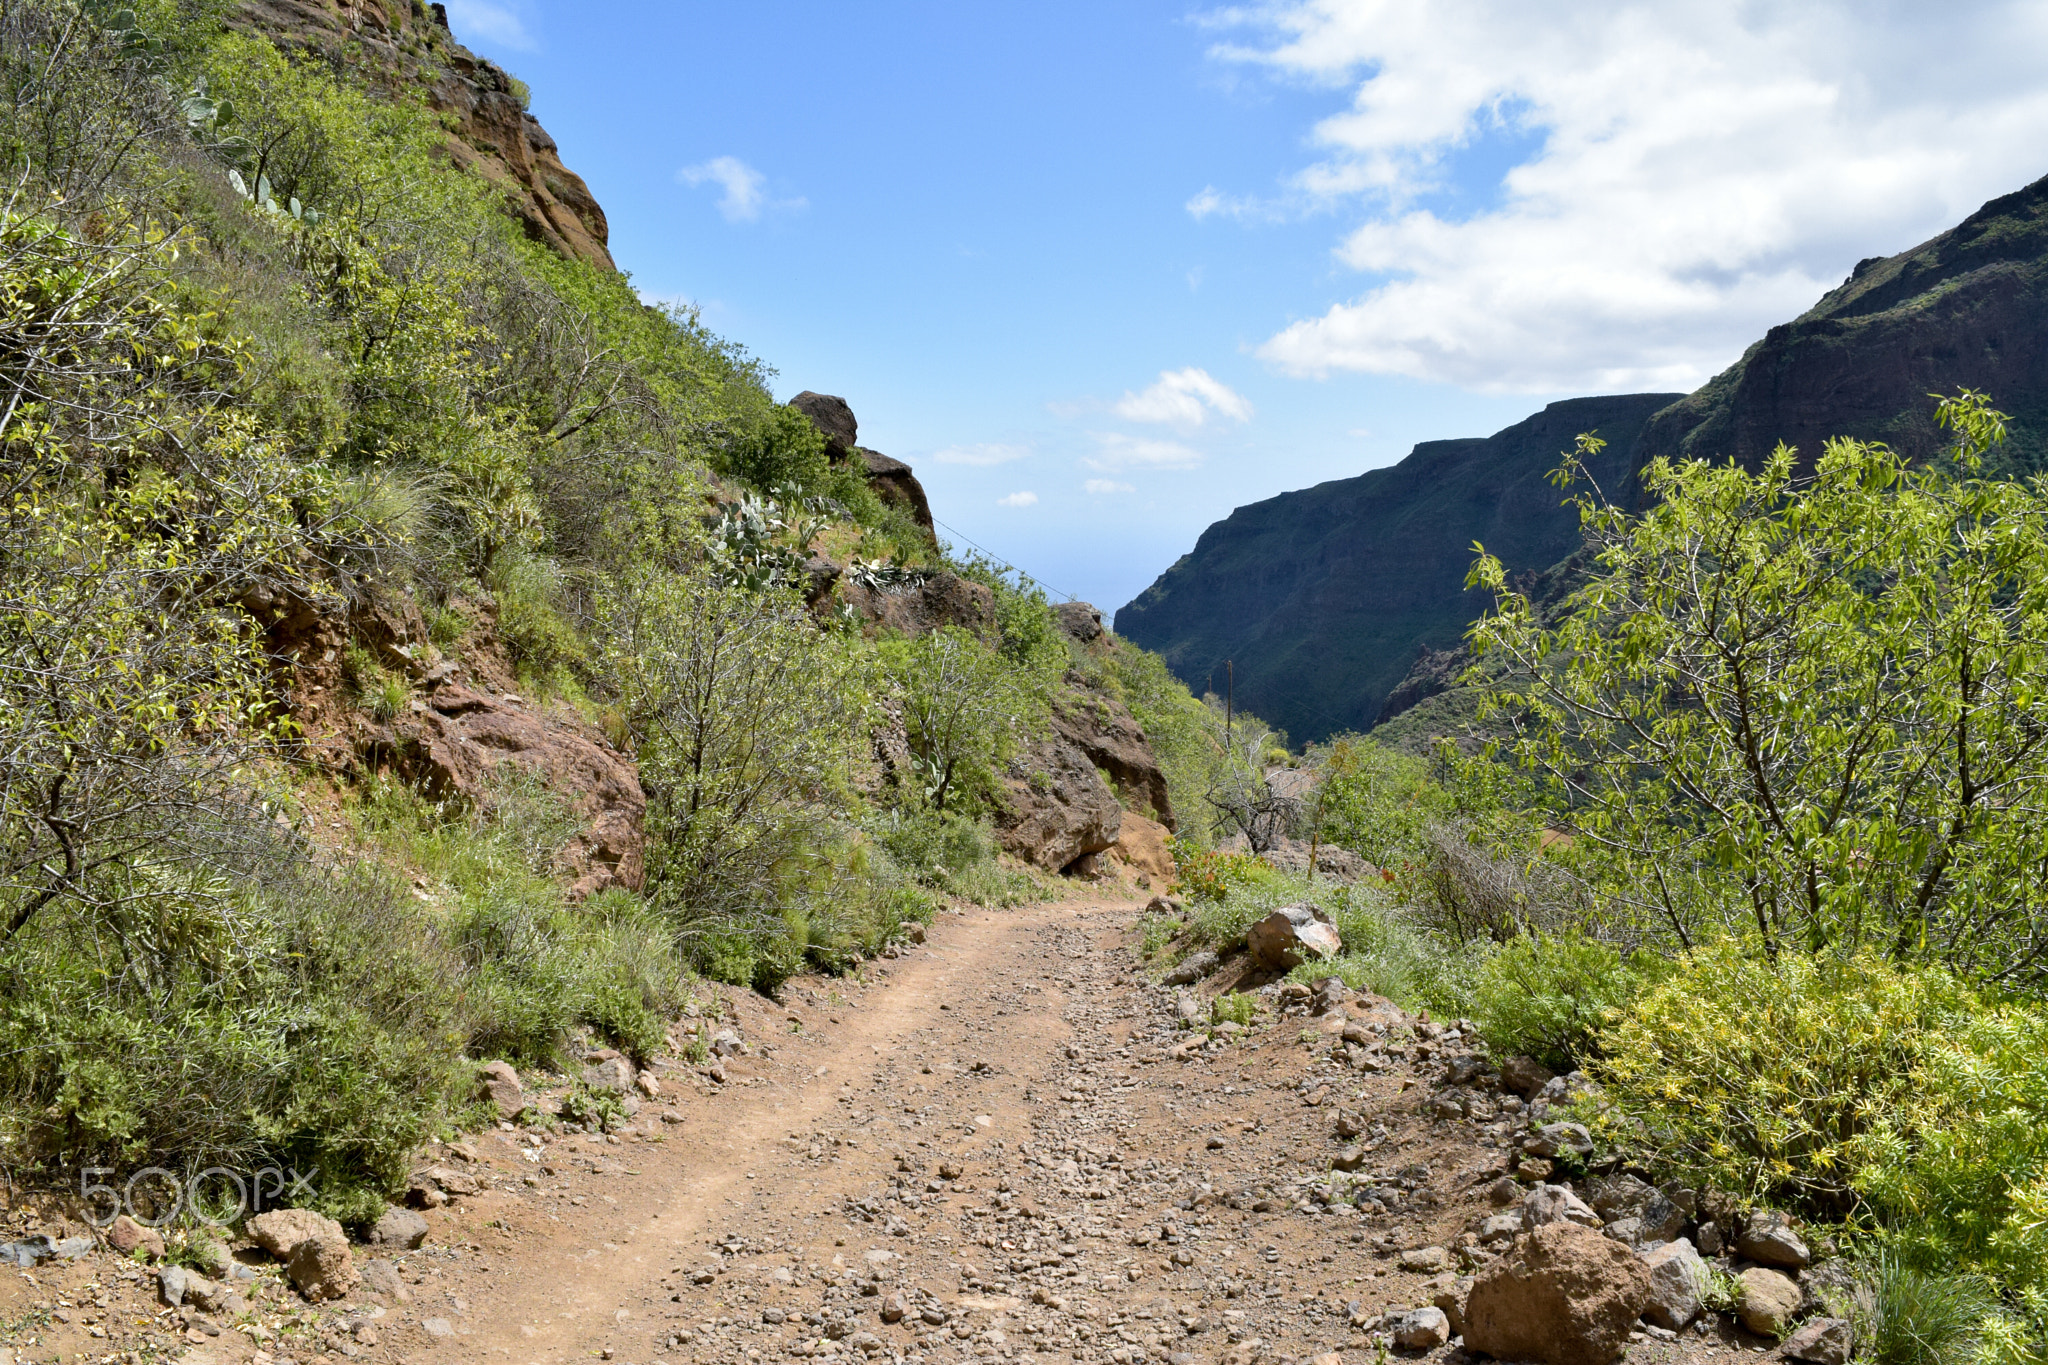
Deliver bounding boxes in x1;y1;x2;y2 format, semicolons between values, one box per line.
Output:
1469;391;2048;984
881;625;1047;814
602;572;865;928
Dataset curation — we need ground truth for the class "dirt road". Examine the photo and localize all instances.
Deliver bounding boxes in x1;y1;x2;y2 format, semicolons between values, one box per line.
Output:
0;894;1763;1365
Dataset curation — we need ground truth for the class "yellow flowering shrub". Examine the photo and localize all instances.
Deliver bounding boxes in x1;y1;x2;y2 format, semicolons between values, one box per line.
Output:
1595;942;2048;1287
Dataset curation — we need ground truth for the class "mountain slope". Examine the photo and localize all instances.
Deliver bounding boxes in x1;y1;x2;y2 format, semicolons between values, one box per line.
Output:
1113;394;1677;744
238;0;613;267
1120;172;2048;748
1640;172;2048;476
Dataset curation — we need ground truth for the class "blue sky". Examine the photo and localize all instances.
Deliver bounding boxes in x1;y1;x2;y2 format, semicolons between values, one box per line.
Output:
447;0;2048;613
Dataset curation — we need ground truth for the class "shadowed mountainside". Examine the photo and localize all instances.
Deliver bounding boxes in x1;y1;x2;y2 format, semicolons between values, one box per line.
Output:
1119;172;2048;747
1113;394;1677;745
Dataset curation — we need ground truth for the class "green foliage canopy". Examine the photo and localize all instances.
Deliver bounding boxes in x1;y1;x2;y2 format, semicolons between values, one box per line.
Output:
1471;392;2048;984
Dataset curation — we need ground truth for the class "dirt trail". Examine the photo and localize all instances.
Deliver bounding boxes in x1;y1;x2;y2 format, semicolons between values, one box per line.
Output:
1;894;1771;1365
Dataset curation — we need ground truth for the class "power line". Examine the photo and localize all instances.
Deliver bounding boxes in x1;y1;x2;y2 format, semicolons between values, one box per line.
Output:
930;514;1085;605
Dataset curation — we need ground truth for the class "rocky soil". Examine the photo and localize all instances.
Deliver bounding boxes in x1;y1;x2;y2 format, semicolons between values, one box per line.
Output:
0;898;1842;1365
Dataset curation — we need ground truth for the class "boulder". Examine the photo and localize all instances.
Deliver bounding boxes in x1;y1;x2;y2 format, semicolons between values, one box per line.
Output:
1736;1267;1802;1338
789;392;858;460
994;733;1124;872
1588;1173;1687;1244
1114;811;1177;880
1522;1183;1603;1231
1052;673;1175;829
105;1214;164;1260
368;1207;429;1251
247;1208;357;1302
1737;1209;1812;1269
157;1264;189;1307
183;1274;234;1314
1783;1317;1853;1365
1390;1306;1451;1349
855;447;934;532
584;1055;636;1092
478;1059;523;1118
395;682;644;899
1245;905;1342;971
1432;1275;1473;1337
407;1164;479;1205
1260;837;1370;879
1055;601;1104;644
1637;1238;1705;1330
1161;951;1219;987
1526;1122;1594;1161
359;1258;412;1303
839;569;995;639
1463;1222;1651;1365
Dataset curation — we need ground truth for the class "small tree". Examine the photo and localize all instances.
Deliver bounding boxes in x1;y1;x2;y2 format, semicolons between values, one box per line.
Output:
603;573;863;928
880;626;1044;814
1469;392;2048;984
1204;728;1296;854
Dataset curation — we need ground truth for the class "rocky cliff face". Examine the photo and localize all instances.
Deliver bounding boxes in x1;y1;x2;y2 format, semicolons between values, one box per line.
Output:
1638;173;2048;476
1120;172;2048;747
1114;394;1677;745
235;0;613;268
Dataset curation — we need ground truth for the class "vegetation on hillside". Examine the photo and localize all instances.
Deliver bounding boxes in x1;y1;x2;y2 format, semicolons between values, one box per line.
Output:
0;0;1198;1220
1143;393;2048;1347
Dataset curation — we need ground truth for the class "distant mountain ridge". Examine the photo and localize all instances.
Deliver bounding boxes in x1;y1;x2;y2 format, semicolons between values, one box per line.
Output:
1116;172;2048;746
1113;394;1677;743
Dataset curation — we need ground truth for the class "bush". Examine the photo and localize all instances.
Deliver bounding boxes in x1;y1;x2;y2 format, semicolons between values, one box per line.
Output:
1283;891;1485;1022
1468;934;1666;1071
1596;942;2048;1285
1840;1251;1999;1365
873;808;989;886
1170;840;1272;904
1470;393;2048;982
720;403;831;494
1300;736;1449;866
0;855;467;1224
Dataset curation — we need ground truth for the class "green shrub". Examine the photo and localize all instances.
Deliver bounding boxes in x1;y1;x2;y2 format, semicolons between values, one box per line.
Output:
488;546;587;674
1300;735;1449;866
557;1082;626;1134
1170;839;1275;906
1139;914;1176;961
943;857;1042;909
720;403;831;494
1596;942;2048;1286
1212;993;1259;1028
1469;934;1666;1071
0;857;467;1224
874;808;989;886
1840;1251;1999;1365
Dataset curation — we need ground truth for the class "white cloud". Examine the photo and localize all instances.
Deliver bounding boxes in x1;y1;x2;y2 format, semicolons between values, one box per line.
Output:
1113;368;1254;427
443;0;536;50
998;491;1039;508
678;156;806;223
1085;479;1137;495
1084;433;1204;472
934;442;1031;466
1204;1;2048;392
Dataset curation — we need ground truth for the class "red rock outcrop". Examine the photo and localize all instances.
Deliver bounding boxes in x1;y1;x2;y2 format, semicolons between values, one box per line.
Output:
258;585;645;899
234;0;613;268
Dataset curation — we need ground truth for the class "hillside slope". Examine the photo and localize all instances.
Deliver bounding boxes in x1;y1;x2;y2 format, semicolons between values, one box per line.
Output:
1113;394;1676;744
1640;171;2048;476
238;0;613;266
